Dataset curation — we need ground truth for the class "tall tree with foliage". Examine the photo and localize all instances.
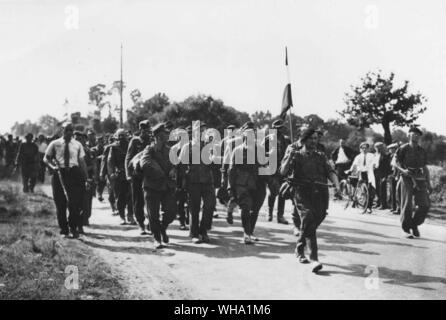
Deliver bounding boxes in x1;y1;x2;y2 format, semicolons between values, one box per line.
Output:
338;71;427;145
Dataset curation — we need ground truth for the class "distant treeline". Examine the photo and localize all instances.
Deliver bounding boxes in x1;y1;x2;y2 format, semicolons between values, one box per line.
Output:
9;93;446;165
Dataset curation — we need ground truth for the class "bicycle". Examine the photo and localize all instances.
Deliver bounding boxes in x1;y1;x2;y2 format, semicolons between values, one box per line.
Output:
340;173;370;214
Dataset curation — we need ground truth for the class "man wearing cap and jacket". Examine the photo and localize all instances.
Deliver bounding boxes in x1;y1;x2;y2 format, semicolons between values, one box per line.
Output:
228;124;267;244
263;119;290;224
178;121;216;243
220;124;241;225
126;120;152;234
15;133;40;193
394;127;432;239
108;129;134;225
280;128;340;273
140;123;178;249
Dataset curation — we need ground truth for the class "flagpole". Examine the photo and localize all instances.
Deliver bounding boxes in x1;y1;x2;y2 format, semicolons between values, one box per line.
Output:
120;43;123;128
285;46;294;142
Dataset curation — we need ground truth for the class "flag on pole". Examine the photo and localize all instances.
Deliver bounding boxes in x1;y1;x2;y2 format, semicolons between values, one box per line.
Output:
280;47;293;119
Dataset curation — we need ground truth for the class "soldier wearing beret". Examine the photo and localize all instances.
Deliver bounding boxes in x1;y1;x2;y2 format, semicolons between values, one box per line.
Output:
263;119;290;224
125;120;152;234
394;126;432;238
139;123;178;249
280;128;340;273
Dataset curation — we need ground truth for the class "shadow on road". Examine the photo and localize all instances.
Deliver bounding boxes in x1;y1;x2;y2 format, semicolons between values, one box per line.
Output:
323;263;446;291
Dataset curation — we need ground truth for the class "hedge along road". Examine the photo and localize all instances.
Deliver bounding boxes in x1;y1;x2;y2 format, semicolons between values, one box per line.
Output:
41;185;446;299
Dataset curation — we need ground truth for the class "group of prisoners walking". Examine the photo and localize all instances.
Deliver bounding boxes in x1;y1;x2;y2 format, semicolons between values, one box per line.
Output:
0;120;432;273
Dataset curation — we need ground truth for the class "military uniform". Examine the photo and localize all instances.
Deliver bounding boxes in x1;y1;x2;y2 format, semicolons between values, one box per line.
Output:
395;143;430;233
100;142;117;213
15;138;40;193
220;131;241;224
126;134;150;230
228;138;267;243
108;139;133;223
179;140;216;241
282;145;334;263
79;136;98;227
139;124;178;245
263;124;290;224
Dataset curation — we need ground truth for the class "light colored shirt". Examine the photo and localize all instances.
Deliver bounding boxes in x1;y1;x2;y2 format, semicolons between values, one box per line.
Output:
45;137;85;168
336;147;350;164
38;142;48;154
350;152;376;188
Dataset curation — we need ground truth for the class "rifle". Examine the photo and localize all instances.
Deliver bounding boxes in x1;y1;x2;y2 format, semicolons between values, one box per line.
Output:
53;159;70;203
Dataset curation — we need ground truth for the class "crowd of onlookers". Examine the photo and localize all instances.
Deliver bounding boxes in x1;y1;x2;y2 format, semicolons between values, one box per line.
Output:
330;138;402;214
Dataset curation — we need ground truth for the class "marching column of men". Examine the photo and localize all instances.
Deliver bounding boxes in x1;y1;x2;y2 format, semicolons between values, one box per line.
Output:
2;118;433;274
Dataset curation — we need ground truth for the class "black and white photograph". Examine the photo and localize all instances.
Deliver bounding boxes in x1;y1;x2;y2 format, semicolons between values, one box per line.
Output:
0;0;445;304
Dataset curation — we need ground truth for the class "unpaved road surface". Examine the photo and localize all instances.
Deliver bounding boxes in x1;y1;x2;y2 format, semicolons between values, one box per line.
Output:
41;185;446;299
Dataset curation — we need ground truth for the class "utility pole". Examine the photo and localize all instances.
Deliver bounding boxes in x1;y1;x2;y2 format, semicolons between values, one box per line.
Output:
120;43;123;128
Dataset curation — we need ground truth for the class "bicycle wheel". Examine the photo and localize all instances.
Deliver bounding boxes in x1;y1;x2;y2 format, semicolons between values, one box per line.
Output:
340;180;349;199
355;182;369;214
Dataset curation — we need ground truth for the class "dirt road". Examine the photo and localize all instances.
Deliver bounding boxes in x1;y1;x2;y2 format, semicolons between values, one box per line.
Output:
41;185;446;299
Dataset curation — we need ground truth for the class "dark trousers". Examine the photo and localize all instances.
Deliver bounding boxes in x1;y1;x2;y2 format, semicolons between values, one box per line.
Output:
400;176;430;232
176;189;189;226
130;176;146;228
388;175;399;212
21;165;38;193
82;185;94;225
335;162;351;181
106;177;116;211
267;176;285;219
144;188;177;242
360;172;375;209
236;183;266;235
293;185;327;261
97;179;106;196
374;171;388;208
51;167;85;234
188;183;216;238
113;178;133;220
38;154;46;183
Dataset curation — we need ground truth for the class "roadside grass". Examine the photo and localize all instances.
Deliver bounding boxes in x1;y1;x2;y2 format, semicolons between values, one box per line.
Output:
427;165;446;220
0;181;127;300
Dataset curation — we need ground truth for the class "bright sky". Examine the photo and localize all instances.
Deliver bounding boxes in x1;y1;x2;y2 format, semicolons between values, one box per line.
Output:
1;0;446;135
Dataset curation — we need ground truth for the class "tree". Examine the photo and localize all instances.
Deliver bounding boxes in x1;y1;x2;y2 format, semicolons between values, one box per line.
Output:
251;110;273;129
37;115;60;136
126;92;170;131
88;84;108;118
338;71;427;145
160;95;250;132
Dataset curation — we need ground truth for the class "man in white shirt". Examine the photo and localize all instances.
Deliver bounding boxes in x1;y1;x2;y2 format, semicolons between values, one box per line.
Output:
44;122;88;238
346;142;376;213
